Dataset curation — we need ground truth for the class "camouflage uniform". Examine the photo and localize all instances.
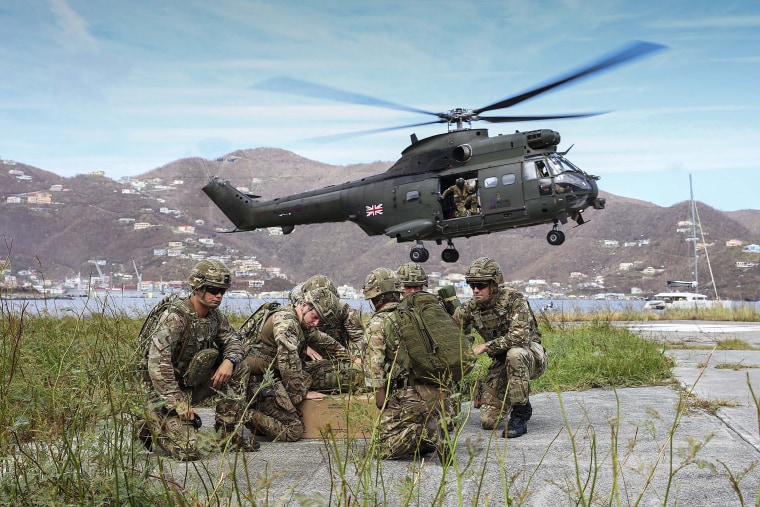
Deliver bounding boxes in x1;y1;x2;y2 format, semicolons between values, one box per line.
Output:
453;286;547;430
291;279;366;392
141;296;249;460
290;280;366;356
363;268;450;460
441;183;470;218
245;304;347;441
464;190;479;215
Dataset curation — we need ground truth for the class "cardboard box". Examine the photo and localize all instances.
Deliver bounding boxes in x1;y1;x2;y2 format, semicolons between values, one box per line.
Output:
299;393;379;439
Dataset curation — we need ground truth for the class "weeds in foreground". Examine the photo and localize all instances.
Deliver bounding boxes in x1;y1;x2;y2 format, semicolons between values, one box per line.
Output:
717;337;759;350
1;306;759;505
543;303;760;323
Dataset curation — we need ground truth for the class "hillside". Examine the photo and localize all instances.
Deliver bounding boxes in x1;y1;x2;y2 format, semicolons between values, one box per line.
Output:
1;152;759;300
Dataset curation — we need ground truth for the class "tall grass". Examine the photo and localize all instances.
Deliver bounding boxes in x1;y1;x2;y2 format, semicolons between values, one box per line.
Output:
542;303;760;323
1;302;758;505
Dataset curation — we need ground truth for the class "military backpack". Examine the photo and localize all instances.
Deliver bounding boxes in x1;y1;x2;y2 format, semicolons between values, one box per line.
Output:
385;291;475;385
239;301;282;350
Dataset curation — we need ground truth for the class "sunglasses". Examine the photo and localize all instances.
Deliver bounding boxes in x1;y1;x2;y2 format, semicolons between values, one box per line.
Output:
204;286;226;296
468;282;490;291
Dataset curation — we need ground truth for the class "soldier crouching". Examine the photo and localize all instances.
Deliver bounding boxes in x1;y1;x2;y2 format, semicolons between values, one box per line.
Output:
453;257;548;438
137;260;256;460
243;287;344;441
362;268;451;462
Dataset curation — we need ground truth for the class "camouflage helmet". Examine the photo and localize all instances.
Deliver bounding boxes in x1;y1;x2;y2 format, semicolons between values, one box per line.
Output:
396;262;428;287
465;257;504;285
303;287;338;323
302;274;338;296
187;259;231;290
362;267;402;300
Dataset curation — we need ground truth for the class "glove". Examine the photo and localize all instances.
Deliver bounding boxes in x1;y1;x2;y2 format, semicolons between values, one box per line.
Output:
375;389;386;410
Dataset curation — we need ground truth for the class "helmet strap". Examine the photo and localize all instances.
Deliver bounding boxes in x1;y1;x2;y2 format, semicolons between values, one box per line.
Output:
186;288;213;317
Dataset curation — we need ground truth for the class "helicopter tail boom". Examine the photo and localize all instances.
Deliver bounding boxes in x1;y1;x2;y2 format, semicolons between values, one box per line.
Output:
202;176;260;231
203;175;351;232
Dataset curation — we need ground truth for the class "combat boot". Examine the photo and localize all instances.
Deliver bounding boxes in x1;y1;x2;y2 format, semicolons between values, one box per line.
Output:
215;422;260;452
134;418;152;451
524;400;532;422
503;402;531;438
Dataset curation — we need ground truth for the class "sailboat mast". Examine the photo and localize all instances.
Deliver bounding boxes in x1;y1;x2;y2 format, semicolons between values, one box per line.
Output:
689;174;698;295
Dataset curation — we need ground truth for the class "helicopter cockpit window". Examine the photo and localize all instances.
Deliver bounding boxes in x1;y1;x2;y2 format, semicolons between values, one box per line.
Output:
548;154;584;174
405;190;420;202
483;177;498;189
546;158;564;176
501;174;516;185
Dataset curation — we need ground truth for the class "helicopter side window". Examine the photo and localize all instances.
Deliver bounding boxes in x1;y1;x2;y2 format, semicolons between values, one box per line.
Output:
501;174;516;185
523;161;536;181
483;177;498;189
405;190;420;202
536;160;550;178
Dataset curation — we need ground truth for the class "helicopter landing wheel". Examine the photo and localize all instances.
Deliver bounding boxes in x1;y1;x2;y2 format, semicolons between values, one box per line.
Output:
410;246;429;263
547;229;565;246
441;247;459;263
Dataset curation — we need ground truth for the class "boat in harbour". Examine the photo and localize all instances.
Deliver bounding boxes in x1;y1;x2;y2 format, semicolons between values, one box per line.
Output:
643;291;717;310
643;175;732;311
225;290;253;299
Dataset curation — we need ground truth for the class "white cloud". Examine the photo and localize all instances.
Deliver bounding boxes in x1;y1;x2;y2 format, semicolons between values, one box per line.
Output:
47;0;99;53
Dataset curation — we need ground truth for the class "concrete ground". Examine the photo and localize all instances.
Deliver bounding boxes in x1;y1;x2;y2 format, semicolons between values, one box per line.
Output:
153;321;760;506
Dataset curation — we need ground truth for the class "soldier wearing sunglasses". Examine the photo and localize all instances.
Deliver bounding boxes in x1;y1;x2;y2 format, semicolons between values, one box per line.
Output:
452;257;547;438
138;259;256;460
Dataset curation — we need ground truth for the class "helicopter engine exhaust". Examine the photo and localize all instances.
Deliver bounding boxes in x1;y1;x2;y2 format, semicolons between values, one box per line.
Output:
452;144;472;162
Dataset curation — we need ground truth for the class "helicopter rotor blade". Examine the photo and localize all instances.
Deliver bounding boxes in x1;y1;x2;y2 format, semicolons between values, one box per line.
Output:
479;112;605;123
303;120;447;143
252;77;441;118
474;41;666;115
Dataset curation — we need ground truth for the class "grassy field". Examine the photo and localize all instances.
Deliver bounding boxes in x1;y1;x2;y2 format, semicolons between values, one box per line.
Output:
0;302;757;505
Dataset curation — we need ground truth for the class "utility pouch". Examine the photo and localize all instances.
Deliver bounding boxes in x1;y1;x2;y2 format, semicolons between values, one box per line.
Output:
184;348;220;387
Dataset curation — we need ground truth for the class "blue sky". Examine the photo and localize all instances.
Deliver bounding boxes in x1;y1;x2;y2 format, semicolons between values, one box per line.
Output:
1;0;758;211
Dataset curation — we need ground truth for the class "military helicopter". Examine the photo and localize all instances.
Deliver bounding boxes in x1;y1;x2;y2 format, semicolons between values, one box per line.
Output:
203;41;664;263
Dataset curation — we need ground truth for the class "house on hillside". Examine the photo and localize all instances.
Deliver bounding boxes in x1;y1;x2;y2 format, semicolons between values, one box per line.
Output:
726;239;743;247
743;244;760;253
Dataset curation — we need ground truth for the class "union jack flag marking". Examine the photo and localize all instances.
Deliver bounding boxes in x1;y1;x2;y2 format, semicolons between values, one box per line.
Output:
366;203;383;217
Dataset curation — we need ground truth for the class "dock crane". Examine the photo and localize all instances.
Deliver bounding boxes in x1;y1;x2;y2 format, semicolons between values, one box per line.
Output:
87;259;108;289
132;260;143;292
